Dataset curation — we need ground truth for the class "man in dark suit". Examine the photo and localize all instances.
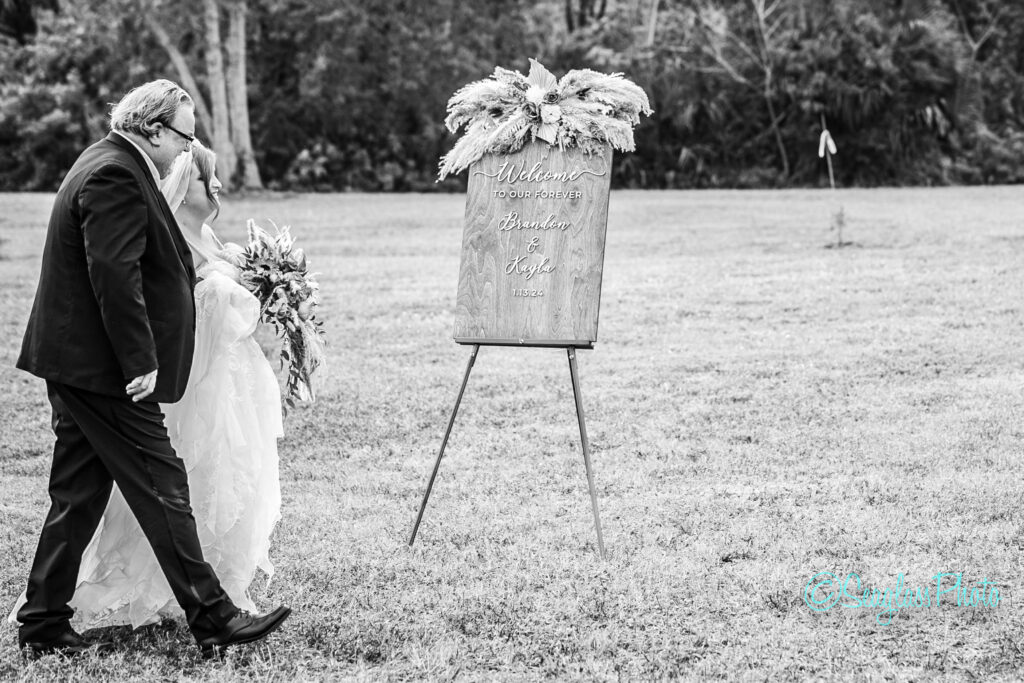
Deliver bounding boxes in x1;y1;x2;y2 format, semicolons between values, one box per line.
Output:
15;80;290;659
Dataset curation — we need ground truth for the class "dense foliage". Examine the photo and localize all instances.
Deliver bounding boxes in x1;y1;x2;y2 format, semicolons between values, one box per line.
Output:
2;0;1023;191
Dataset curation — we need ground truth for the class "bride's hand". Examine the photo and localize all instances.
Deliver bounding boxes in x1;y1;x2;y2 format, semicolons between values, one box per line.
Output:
217;242;245;267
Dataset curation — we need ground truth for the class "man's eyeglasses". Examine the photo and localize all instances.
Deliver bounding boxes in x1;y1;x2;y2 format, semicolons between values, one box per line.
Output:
162;122;195;147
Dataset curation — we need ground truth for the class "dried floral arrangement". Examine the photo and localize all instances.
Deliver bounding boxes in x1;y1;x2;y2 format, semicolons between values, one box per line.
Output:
438;59;652;179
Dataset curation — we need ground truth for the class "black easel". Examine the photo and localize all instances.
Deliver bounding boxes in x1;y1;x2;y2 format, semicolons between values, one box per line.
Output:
407;344;607;559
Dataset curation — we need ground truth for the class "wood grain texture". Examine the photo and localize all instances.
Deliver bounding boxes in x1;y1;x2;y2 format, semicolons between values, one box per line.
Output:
454;141;612;346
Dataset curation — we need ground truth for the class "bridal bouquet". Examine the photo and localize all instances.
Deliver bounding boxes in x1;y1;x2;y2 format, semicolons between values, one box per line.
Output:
239;219;326;408
438;59;652;179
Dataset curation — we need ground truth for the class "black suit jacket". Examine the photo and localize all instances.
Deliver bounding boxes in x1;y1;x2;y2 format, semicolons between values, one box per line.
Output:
17;133;197;403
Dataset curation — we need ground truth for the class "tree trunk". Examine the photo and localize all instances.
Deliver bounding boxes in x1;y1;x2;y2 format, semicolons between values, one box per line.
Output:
646;0;659;47
751;0;789;180
139;6;212;135
763;83;789;180
225;0;261;188
950;0;997;135
202;0;237;186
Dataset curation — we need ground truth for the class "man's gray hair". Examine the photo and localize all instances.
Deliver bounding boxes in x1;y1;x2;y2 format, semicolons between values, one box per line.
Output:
110;79;194;138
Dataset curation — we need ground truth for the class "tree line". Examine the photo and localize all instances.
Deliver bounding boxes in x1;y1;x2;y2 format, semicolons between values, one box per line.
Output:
2;0;1022;192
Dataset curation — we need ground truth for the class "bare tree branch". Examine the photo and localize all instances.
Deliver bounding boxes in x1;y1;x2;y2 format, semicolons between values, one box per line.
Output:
951;0;1000;58
137;0;212;133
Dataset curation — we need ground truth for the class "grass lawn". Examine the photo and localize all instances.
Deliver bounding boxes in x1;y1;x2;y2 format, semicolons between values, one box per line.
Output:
1;187;1023;681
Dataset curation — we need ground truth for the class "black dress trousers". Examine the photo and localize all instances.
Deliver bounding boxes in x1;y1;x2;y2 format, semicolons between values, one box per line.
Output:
16;382;237;642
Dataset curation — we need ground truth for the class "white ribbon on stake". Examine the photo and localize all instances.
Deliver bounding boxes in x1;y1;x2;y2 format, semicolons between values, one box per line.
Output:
819;113;837;191
818;129;837;158
819;112;847;247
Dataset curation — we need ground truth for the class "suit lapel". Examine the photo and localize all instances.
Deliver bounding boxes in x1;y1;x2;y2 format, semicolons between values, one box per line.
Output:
104;134;197;285
151;179;198;285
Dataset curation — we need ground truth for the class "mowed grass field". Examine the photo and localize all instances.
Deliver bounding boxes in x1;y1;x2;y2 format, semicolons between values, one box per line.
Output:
1;187;1023;681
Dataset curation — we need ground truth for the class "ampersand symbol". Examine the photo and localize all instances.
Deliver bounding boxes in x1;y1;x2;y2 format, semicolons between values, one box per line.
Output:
526;236;541;253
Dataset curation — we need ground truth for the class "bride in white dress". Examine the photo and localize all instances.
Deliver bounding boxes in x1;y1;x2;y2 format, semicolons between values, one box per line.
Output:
10;141;284;630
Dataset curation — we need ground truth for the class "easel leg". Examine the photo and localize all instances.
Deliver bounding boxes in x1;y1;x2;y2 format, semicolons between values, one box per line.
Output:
408;344;480;547
567;347;607;560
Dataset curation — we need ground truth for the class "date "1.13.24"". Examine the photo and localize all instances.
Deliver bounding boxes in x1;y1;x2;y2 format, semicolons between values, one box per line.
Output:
512;288;544;297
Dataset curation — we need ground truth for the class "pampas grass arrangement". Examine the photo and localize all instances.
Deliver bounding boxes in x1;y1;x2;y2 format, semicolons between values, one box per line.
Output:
438;59;652;180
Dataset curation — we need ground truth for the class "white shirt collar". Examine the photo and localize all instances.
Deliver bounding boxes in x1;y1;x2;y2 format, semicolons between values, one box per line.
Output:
112;130;161;185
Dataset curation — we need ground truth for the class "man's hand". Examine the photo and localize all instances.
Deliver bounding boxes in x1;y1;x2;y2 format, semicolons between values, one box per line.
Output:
126;370;158;402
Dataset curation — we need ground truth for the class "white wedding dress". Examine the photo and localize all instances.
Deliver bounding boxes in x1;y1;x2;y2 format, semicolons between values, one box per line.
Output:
9;224;283;630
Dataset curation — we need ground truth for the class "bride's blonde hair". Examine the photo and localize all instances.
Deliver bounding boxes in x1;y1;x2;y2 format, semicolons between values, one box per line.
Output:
191;141;219;207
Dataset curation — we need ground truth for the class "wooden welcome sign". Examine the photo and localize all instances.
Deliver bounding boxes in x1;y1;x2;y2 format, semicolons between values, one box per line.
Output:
410;60;651;559
454;142;612;348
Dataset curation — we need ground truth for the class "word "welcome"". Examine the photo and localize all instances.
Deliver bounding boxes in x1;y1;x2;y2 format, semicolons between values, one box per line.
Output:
475;160;606;184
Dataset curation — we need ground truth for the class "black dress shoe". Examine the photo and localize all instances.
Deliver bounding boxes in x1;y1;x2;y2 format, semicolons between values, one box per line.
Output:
197;605;292;659
19;630;114;659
